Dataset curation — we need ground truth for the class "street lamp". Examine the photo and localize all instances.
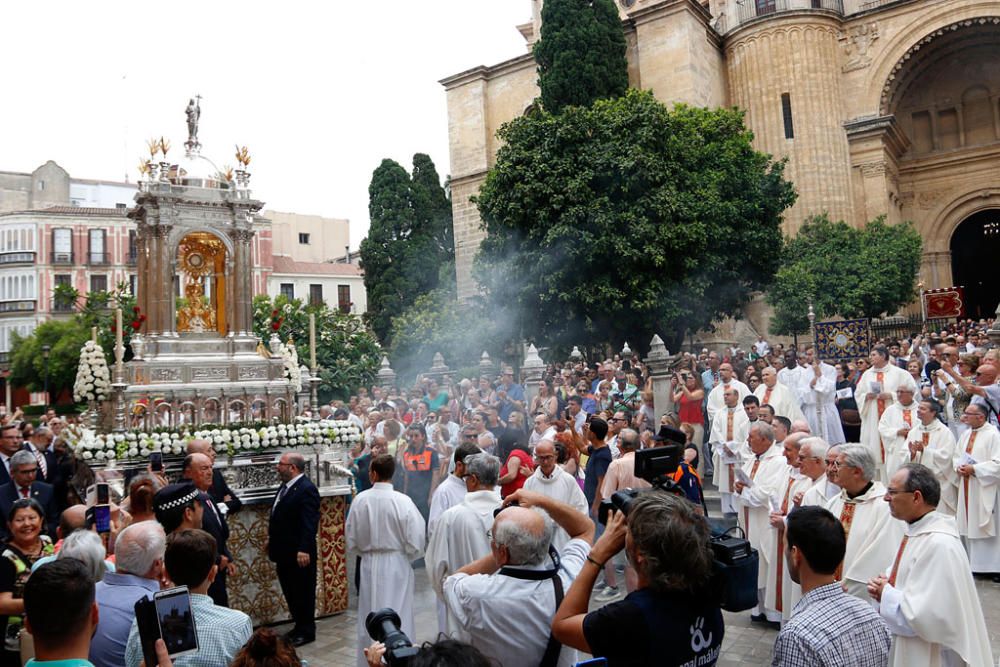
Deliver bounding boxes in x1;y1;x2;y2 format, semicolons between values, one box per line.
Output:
41;344;51;411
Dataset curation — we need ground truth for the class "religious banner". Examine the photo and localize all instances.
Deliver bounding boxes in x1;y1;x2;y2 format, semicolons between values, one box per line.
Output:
924;286;965;319
814;318;871;362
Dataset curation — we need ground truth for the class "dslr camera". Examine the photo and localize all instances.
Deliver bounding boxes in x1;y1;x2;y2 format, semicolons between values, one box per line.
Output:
597;444;682;525
366;608;419;666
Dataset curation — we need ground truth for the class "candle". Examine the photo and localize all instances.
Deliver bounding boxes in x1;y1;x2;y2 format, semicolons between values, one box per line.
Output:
115;308;124;369
91;326;97;344
309;313;317;371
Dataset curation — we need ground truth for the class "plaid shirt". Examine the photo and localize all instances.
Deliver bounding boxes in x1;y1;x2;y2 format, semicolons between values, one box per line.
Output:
771;582;890;667
125;593;252;667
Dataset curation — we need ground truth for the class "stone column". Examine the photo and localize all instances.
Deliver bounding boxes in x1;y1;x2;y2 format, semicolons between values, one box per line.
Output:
377;356;397;390
158;226;174;335
520;344;545;409
644;334;675;421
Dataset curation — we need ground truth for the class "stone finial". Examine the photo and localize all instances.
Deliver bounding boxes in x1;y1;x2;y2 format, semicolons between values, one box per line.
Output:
523;344;544;369
621;342;633;359
988;301;1000;346
430;352;449;373
569;346;583;361
646;334;669;361
479;351;494;374
377;355;397;387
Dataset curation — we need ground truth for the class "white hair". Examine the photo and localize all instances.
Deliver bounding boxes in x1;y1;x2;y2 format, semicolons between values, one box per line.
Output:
800;437;828;461
494;508;555;566
114;521;167;577
58;530;108;582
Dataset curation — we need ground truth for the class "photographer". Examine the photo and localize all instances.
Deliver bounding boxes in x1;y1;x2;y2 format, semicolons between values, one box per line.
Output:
551;491;723;667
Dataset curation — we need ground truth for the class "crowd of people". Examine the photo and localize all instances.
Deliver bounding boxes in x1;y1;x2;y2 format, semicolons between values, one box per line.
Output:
1;321;998;666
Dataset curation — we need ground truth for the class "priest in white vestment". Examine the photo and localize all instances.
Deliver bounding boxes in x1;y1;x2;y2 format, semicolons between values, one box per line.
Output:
523;439;590;551
825;444;904;601
762;433;813;620
426;453;503;639
857;345;917;481
953;404;1000;574
346;455;426;667
796;348;846;445
734;421;787;623
755;367;805;424
705;362;751;424
868;464;994;667
428;441;482;535
800;443;842;507
903;400;958;515
878;385;920;481
710;387;751;514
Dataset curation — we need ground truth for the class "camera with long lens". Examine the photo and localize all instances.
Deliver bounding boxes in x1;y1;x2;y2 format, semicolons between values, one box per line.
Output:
365;608;420;666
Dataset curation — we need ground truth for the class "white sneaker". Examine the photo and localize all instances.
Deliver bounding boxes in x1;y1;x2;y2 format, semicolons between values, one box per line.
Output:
594;585;621;602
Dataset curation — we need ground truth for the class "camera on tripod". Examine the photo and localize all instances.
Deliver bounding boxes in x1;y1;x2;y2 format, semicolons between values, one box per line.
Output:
365;608;419;666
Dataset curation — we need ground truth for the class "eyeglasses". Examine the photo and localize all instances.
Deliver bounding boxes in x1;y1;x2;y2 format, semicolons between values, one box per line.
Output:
884;487;913;496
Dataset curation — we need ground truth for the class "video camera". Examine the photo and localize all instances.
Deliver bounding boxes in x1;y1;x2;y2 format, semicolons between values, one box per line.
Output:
597;444;682;525
366;608;420;666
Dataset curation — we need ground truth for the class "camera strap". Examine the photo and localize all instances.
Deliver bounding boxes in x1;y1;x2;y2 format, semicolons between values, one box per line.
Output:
498;548;564;667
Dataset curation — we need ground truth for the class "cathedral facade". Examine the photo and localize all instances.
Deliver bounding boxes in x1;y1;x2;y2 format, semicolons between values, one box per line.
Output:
442;0;1000;324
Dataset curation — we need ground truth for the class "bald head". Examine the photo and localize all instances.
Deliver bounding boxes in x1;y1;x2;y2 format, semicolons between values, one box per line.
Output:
534;440;557;476
58;504;87;540
186;438;216;463
491;506;554;566
723;388;739;408
976;365;997;385
790;420;811;435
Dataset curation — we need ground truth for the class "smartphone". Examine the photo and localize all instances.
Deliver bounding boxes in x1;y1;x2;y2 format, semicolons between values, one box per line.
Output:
94;505;112;534
96;483;110;506
149;452;163;473
153;587;199;658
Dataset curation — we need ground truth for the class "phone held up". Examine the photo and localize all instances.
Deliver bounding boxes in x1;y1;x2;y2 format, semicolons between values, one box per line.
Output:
135;586;199;665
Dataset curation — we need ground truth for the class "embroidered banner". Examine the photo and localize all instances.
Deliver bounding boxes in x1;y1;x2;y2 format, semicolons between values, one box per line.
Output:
924;287;965;319
814;318;871;362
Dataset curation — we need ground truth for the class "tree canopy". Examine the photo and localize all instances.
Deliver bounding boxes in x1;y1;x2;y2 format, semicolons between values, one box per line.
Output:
533;0;629;114
767;214;922;334
359;154;454;344
473;89;796;351
9;319;90;399
252;294;381;402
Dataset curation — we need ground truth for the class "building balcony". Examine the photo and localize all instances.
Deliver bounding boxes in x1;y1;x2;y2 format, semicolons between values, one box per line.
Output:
88;252;110;266
126;250;137;265
50;251;75;265
0;251;36;266
720;0;844;34
0;300;36;315
52;300;76;313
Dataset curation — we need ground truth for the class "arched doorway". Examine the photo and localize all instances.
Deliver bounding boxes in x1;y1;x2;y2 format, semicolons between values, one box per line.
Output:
950;209;1000;319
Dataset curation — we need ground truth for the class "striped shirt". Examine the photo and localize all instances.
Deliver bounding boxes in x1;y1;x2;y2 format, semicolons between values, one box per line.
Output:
771;582;890;667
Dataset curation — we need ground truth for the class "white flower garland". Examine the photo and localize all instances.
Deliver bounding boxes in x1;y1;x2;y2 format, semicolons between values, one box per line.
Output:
73;341;111;403
62;420;361;462
276;340;302;392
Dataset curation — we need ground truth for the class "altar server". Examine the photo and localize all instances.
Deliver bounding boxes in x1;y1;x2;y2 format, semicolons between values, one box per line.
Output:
796;347;845;445
425;453;502;639
878;384;920;481
754;367;804;424
428;441;481;535
710;387;751;515
868;464;994;667
733;421;787;624
825;444;904;601
522;439;588;551
857;345;916;481
953;403;1000;576
346;454;426;667
902;400;958;515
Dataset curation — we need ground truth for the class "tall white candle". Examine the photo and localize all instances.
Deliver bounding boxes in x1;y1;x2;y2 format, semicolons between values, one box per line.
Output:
309;313;317;371
91;326;97;344
115;308;124;369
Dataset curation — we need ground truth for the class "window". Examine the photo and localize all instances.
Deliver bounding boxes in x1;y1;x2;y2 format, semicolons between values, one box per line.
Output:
129;274;138;297
128;230;137;263
337;284;351;313
55;275;71;287
90;274;108;294
280;283;295;300
89;229;107;264
309;284;323;306
756;0;776;14
298;233;310;244
53;274;72;311
781;93;794;139
52;229;73;263
116;203;127;210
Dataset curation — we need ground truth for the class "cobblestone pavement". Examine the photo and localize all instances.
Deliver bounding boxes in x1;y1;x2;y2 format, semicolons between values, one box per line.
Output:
291;558;1000;667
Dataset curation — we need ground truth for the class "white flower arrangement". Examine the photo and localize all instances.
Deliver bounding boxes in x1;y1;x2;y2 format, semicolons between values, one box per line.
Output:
62;420;362;462
275;340;302;393
73;340;111;403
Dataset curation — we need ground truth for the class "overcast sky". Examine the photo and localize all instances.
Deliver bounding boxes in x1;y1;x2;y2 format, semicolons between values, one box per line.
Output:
0;1;529;248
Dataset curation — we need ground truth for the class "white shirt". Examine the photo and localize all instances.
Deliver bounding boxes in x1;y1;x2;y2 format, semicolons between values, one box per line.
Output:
522;467;589;551
428;474;468;536
443;539;589;667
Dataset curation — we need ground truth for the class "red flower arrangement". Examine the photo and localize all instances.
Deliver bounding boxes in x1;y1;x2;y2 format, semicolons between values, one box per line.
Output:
270;309;284;332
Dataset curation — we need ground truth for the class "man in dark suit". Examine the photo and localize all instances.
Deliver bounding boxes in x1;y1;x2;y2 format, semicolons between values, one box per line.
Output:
0;422;22;489
0;450;59;539
186;439;243;515
182;453;233;607
23;426;58;486
268;452;320;647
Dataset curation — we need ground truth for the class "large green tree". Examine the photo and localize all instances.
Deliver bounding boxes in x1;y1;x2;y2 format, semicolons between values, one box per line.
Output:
360;154;454;344
767;214;923;334
9;319;90;399
534;0;629;114
474;89;796;351
252;294;381;402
